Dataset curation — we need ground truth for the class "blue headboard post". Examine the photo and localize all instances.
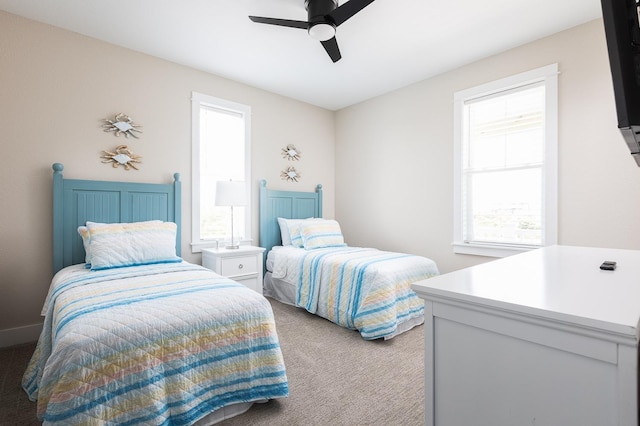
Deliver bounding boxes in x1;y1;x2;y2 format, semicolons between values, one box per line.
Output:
317;184;323;220
52;163;65;274
258;179;323;273
52;164;182;275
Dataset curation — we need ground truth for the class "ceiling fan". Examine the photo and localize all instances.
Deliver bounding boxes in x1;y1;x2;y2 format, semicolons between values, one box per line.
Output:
249;0;376;63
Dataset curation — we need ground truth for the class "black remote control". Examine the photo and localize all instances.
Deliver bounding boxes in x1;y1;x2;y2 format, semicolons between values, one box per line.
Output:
600;261;617;271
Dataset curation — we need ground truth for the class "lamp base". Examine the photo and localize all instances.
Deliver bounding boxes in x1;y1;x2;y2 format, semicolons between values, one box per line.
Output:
225;244;240;250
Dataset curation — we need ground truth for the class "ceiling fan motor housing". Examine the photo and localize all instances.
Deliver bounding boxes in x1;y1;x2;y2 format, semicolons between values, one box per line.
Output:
305;0;338;25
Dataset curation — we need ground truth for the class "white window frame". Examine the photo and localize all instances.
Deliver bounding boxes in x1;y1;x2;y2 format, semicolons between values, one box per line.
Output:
191;91;252;253
453;64;558;258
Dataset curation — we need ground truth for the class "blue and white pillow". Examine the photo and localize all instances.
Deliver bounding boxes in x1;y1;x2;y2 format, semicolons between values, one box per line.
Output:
299;219;346;250
84;220;181;270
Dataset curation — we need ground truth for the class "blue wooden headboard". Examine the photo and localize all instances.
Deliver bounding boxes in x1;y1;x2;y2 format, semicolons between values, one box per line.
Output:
258;179;322;265
52;163;181;274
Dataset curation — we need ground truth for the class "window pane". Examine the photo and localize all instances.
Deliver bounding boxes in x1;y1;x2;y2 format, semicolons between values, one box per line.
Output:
467;85;545;170
199;106;245;240
465;168;542;246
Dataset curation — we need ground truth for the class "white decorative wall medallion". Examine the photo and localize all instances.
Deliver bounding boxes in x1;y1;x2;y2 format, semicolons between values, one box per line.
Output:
280;166;300;182
101;145;142;170
102;113;142;139
281;144;301;161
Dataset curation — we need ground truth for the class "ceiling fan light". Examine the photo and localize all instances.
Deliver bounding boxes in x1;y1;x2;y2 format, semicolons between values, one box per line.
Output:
308;23;335;41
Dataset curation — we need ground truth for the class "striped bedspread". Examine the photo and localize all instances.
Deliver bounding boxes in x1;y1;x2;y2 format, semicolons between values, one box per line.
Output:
272;246;439;339
22;262;288;425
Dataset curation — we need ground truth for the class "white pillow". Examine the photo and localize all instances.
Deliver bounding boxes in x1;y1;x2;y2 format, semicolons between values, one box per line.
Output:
299;219;346;250
77;226;91;264
277;217;312;246
86;220;180;270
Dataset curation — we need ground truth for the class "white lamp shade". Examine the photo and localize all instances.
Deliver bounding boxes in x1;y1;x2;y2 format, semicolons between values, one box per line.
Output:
215;181;247;206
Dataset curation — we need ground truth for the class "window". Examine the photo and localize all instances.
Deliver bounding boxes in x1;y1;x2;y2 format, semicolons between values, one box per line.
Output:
453;64;558;257
191;92;251;252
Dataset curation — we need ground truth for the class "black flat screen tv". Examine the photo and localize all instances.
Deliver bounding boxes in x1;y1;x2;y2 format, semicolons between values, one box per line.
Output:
600;0;640;166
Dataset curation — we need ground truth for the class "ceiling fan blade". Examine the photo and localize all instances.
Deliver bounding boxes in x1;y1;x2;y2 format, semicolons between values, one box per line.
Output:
321;37;342;62
327;0;375;27
249;16;309;29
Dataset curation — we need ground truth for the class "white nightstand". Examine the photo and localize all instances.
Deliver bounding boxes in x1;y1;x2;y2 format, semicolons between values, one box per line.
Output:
201;246;266;294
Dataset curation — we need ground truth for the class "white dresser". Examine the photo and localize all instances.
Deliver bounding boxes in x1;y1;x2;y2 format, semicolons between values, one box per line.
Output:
201;246;266;294
411;245;640;426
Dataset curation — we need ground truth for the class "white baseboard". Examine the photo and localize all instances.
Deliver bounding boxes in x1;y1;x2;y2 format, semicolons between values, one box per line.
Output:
0;323;42;348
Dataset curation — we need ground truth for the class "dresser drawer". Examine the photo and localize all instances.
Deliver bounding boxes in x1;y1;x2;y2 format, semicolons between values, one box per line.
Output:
220;255;258;277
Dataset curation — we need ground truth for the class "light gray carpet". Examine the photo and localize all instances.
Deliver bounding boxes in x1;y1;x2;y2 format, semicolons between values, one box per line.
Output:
0;298;425;426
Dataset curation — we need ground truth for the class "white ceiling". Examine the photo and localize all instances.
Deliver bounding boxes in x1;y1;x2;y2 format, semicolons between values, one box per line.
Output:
0;0;603;110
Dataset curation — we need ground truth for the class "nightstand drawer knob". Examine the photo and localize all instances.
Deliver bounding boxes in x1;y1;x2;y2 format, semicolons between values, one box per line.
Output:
238;264;244;270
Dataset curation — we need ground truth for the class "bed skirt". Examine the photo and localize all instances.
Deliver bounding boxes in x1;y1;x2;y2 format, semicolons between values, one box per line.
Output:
194;400;268;425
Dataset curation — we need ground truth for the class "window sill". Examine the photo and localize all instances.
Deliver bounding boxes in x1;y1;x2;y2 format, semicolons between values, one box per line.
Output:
452;242;538;258
191;239;253;253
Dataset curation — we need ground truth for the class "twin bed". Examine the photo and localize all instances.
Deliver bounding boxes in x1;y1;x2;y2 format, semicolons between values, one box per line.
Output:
259;180;439;340
23;165;288;425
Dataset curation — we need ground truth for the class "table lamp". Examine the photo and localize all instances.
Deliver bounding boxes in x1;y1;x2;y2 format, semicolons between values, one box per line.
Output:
215;180;246;249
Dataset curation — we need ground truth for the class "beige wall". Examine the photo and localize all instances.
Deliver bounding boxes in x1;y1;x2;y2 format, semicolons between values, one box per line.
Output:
0;11;335;342
335;19;640;274
3;12;640;344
